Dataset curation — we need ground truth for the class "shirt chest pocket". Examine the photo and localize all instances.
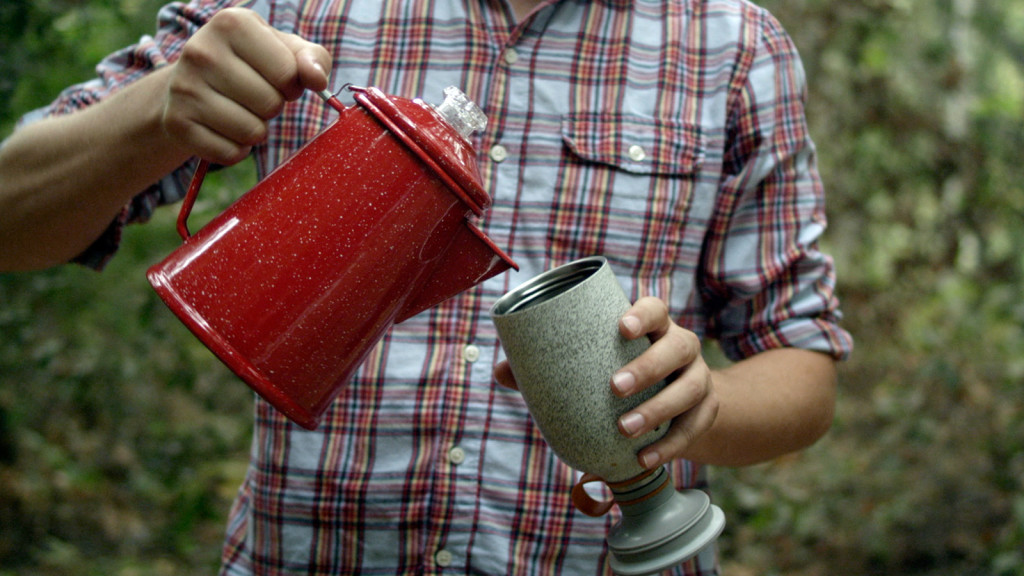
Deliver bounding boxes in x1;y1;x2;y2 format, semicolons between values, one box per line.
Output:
548;113;705;270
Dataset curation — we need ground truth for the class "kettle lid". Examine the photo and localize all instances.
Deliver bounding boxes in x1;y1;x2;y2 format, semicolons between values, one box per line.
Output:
350;86;491;216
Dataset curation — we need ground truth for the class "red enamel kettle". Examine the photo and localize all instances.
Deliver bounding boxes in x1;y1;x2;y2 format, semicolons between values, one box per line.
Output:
147;85;517;429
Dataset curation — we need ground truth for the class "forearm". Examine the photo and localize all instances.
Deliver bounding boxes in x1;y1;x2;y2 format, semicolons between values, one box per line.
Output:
0;66;189;271
684;347;837;467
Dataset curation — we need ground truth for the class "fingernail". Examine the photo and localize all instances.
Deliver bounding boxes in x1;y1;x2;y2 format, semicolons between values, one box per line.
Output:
640;450;660;469
619;412;645;436
621;315;641;335
611;371;636;395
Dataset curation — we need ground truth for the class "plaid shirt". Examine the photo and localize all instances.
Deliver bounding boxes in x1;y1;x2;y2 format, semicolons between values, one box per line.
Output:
24;0;853;573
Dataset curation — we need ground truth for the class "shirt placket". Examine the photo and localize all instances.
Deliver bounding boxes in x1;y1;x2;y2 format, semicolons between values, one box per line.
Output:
426;334;493;573
420;5;556;572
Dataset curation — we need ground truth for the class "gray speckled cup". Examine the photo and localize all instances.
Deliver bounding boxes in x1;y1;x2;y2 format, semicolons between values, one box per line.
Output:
491;256;725;576
489;256;667;482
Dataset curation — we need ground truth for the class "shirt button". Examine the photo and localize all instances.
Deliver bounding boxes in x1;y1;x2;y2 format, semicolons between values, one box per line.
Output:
503;48;519;65
489;145;508;163
463;344;480;363
448;446;466;465
627;144;647;162
435;549;453;567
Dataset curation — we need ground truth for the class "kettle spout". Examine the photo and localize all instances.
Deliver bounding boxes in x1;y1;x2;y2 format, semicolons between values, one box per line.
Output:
396;222;518;323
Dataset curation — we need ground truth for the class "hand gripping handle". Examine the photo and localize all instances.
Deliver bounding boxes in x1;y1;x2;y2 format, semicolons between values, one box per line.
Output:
174;90;346;240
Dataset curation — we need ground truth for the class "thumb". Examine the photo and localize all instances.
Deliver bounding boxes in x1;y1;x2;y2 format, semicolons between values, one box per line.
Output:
274;30;332;96
295;44;332;93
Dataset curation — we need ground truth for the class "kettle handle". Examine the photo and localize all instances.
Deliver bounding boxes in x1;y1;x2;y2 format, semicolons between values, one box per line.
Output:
176;158;211;240
175;90;344;241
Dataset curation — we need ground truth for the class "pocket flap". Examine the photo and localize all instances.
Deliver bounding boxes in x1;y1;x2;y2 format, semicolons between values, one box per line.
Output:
561;113;705;176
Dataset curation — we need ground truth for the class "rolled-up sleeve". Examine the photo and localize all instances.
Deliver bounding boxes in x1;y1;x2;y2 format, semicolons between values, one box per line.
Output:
12;1;230;269
699;10;853;361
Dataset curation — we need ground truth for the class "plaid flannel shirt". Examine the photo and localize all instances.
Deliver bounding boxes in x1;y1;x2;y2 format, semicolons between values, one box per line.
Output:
22;0;853;573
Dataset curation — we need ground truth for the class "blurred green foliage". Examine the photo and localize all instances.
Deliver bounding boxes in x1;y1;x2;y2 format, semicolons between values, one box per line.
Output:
1;0;164;119
2;0;1023;575
714;1;1024;575
1;2;257;573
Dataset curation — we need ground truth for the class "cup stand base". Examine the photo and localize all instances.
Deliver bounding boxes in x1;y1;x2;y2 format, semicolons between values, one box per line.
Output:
604;468;726;576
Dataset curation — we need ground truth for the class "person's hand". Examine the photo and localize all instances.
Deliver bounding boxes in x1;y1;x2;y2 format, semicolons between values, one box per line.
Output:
493;296;720;470
161;7;332;165
609;297;719;469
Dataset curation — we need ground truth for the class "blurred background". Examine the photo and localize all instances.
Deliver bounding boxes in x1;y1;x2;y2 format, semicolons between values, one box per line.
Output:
1;0;1022;574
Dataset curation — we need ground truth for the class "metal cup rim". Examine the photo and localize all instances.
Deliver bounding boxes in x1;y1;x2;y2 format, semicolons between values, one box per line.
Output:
490;256;607;317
